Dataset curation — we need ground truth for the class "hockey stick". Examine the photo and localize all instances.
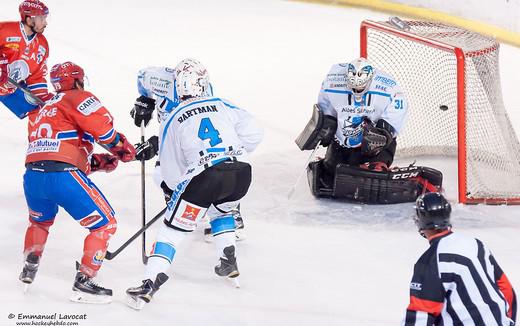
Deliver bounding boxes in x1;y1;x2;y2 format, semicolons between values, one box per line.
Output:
105;206;167;260
7;77;45;105
287;140;321;199
140;121;148;265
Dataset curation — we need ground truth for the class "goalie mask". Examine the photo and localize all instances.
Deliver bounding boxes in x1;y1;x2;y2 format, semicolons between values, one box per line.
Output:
414;192;451;237
174;58;209;100
346;58;374;95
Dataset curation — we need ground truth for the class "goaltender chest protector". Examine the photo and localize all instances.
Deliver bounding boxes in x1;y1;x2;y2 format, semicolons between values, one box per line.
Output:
334;91;392;148
321;69;407;148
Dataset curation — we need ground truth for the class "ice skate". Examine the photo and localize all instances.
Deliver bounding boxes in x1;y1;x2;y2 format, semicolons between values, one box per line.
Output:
19;253;40;293
215;246;240;288
126;273;169;310
70;272;112;304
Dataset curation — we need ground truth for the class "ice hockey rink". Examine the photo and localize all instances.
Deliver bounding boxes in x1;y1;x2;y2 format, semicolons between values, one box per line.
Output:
1;0;519;325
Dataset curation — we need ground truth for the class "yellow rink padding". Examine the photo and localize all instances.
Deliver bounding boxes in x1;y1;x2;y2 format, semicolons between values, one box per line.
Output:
291;0;520;47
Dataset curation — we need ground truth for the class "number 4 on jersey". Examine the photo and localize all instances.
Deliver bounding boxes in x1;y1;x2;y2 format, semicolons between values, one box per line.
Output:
198;117;222;147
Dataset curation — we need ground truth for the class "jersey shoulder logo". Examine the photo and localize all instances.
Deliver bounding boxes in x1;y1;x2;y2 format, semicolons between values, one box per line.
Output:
6;36;22;42
77;96;102;116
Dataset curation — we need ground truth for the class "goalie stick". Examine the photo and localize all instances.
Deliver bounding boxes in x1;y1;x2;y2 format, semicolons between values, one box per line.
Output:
287;140;321;199
105;207;167;260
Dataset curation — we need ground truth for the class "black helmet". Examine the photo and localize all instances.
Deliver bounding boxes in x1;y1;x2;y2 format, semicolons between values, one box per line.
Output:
414;192;451;234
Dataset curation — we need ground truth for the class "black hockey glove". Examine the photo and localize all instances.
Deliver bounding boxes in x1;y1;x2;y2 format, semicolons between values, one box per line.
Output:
130;95;156;127
135;135;158;161
361;119;394;156
160;181;173;203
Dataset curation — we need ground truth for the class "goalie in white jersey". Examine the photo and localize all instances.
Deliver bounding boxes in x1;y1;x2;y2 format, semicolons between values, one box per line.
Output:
297;58;442;203
318;57;408;172
125;59;263;309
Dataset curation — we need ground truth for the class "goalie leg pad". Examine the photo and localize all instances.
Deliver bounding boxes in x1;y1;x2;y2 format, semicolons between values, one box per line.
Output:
333;165;419;204
307;160;334;198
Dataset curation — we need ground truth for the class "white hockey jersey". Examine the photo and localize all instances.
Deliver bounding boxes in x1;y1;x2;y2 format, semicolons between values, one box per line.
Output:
317;63;408;148
158;96;263;190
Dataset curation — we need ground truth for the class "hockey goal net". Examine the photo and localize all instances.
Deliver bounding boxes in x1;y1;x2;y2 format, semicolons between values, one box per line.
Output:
360;19;520;204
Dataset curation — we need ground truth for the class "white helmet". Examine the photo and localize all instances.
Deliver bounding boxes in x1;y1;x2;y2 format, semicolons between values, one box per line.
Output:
346;58;374;94
174;58;209;99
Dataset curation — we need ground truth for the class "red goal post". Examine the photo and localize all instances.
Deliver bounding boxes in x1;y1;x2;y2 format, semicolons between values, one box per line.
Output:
360;19;520;204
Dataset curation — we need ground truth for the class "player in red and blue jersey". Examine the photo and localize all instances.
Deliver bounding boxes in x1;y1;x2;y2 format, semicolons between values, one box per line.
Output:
0;0;52;118
20;62;136;304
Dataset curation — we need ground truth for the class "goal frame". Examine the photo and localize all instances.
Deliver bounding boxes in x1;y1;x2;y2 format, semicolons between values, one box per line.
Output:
360;20;520;205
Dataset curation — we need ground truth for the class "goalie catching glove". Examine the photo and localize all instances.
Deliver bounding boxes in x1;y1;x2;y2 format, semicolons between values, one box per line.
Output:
361;119;394;156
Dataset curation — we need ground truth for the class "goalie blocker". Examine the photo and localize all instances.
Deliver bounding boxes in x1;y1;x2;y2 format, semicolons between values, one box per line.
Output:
295;104;337;150
307;162;443;204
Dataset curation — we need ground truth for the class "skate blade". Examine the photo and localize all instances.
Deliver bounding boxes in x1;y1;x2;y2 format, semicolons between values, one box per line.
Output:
125;295;146;310
23;283;30;294
70;290;112;304
228;276;240;288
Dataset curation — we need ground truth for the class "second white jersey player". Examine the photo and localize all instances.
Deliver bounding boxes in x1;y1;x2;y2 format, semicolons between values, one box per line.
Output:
126;59;263;309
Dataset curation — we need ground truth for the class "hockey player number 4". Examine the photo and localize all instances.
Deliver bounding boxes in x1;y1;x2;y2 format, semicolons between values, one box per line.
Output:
198;118;222;147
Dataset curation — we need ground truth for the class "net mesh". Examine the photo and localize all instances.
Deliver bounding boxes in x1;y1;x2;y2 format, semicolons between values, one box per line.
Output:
364;20;520;201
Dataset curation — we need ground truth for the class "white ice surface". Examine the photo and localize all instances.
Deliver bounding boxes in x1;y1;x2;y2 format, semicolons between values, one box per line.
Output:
0;1;519;325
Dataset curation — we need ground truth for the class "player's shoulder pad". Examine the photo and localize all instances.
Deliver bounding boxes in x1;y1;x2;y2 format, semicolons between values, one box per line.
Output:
68;90;104;116
323;63;348;89
37;33;49;51
138;66;175;78
0;21;19;32
370;70;400;93
218;97;242;111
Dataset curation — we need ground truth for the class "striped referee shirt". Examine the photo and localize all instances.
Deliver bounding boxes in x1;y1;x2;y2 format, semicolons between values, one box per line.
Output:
402;230;517;326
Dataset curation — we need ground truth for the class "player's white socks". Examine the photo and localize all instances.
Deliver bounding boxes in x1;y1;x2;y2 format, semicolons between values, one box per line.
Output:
214;231;236;259
144;222;187;281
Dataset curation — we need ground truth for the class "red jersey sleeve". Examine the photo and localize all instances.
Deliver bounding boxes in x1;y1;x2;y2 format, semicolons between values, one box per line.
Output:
65;90;118;146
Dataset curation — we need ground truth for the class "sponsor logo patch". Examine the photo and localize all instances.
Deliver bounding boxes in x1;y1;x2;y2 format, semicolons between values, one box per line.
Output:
77;97;102;116
181;204;201;221
172;200;204;230
6;36;22;42
374;75;397;87
29;209;43;219
27;138;60;155
5;43;19;50
79;215;103;227
410;282;422;291
92;250;105;265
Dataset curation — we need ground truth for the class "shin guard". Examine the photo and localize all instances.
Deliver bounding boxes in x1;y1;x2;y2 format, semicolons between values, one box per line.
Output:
80;217;117;277
24;218;54;257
